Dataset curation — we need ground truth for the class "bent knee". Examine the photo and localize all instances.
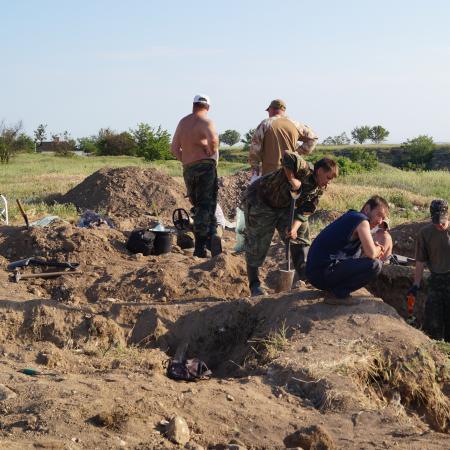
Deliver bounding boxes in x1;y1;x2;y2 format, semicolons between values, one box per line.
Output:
371;258;383;275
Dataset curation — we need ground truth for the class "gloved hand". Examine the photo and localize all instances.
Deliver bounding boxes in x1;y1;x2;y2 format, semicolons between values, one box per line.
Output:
407;284;419;296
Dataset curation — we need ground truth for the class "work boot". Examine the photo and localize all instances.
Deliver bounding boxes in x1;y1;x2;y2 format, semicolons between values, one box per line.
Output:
210;234;222;257
193;234;207;258
247;264;266;297
291;245;310;280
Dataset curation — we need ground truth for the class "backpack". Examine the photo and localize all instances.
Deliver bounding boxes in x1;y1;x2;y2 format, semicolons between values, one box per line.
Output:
166;358;212;381
126;229;156;256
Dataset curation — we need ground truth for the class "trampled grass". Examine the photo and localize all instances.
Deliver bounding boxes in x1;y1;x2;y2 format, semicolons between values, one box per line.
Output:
0;153;448;225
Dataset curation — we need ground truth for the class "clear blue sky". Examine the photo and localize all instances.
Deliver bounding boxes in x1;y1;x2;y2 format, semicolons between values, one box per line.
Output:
2;0;450;143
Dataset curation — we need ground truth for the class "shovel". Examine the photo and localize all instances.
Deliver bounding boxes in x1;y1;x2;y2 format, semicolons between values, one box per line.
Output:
276;192;299;293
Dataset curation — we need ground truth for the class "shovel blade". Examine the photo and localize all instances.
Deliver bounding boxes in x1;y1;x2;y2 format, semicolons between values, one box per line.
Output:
276;269;295;293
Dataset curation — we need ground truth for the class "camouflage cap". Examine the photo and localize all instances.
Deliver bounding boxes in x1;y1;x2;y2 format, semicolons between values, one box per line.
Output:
266;99;286;111
430;198;448;224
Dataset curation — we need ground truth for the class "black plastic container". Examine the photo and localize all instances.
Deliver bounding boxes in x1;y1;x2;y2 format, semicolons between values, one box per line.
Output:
152;231;172;255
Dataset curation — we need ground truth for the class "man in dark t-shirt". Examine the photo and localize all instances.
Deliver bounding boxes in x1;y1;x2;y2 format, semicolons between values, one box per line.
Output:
306;196;389;302
408;199;449;341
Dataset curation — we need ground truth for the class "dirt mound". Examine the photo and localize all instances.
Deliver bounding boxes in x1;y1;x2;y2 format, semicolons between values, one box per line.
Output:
218;170;249;219
391;220;429;258
0;288;447;449
0;223;254;305
59;166;190;223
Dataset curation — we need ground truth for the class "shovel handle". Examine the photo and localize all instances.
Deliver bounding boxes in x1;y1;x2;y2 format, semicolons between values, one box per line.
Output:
16;199;29;229
286;195;297;271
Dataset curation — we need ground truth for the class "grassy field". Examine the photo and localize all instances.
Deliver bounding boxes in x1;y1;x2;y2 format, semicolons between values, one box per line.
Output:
0;153;448;226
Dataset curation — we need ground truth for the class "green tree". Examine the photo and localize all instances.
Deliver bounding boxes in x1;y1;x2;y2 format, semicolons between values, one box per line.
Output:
15;133;35;152
51;131;76;156
400;135;435;170
351;125;371;144
322;132;350;145
131;123;172;160
0;120;23;163
219;129;241;147
33;124;47;146
77;136;99;154
241;128;256;151
97;129;136;156
369;125;389;143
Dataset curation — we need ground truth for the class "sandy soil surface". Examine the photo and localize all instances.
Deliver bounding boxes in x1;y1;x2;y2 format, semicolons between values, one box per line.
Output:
0;167;447;449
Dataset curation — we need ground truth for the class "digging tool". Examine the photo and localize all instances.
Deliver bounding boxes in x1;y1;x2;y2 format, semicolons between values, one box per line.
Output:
16;199;29;229
11;269;82;283
276;191;300;293
7;257;79;271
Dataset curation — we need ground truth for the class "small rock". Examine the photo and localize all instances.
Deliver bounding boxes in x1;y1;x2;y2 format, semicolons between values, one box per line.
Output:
111;359;121;369
227;439;247;449
62;240;76;252
185;442;205;450
166;416;190;445
226;394;235;402
105;297;118;303
0;384;17;401
133;253;144;260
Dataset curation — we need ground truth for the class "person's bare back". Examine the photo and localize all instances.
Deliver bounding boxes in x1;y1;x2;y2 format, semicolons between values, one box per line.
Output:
171;108;219;166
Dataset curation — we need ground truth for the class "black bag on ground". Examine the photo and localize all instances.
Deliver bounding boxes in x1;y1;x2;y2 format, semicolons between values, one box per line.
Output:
166;358;212;381
126;229;156;256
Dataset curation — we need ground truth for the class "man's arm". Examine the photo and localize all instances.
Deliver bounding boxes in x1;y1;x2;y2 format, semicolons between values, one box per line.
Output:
356;220;384;259
171;124;182;161
204;119;219;157
293;121;318;155
248;121;267;175
413;261;426;287
412;230;428;288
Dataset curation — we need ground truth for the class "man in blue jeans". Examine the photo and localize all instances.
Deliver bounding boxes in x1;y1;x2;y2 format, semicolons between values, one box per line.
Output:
306;196;389;303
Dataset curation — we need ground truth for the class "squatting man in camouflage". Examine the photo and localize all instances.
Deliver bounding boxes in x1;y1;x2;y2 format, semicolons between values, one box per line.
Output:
408;199;450;341
248;99;318;177
243;151;339;297
171;94;222;257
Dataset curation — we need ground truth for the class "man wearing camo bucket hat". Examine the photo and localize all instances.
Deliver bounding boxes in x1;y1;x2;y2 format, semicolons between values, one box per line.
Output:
408;199;450;341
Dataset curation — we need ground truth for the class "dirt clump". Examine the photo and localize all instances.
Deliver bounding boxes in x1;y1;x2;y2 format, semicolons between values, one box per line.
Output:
284;424;335;449
59;166;190;224
390;219;429;258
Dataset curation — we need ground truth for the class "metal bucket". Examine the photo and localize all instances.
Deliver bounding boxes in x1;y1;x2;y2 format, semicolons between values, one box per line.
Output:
153;231;172;255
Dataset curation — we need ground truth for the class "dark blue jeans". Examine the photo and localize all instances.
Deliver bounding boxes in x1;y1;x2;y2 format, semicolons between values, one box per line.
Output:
307;258;382;298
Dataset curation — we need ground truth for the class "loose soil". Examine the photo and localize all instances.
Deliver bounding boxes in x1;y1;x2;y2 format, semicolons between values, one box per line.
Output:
0;170;448;449
58;166;191;227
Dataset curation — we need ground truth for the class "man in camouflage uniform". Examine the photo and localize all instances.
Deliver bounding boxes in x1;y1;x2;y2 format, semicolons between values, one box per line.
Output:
408;199;450;341
171;94;221;257
249;99;318;177
243;151;339;296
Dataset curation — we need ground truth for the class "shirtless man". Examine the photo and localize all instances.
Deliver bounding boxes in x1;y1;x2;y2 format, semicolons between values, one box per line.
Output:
171;94;221;257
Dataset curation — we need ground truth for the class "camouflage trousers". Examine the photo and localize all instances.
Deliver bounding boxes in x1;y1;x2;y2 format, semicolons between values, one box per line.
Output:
243;196;310;269
423;272;450;342
183;159;218;238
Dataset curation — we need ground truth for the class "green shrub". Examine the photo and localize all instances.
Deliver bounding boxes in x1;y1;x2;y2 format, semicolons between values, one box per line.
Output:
388;192;413;209
349;148;378;171
131;123;173;161
400;135;435;170
97;130;136;156
78;136;99;154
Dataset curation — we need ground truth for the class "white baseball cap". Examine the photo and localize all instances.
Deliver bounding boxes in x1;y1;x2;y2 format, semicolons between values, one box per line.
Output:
193;94;210;106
